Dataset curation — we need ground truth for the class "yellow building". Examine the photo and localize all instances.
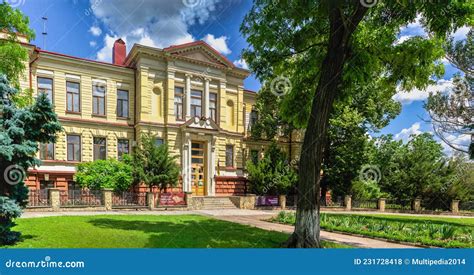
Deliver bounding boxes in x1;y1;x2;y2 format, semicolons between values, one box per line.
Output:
19;38;300;196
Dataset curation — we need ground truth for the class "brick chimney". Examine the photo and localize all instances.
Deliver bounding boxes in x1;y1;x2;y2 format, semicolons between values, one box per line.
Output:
112;38;126;65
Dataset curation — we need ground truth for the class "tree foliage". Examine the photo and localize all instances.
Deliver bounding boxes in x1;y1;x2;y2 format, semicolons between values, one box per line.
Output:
242;0;472;247
75;157;133;192
425;30;473;155
246;142;298;195
131;134;180;191
0;2;35;87
0;74;61;244
370;133;470;210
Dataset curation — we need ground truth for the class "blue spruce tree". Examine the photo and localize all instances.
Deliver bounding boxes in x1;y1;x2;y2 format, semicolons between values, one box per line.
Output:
0;74;61;244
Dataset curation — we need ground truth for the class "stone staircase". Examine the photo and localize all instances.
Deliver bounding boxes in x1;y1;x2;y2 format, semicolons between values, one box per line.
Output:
199;196;238;210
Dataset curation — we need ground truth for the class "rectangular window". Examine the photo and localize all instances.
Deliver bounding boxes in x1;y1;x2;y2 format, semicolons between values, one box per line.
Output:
174;87;184;120
190;90;202;117
155;138;164;147
66;81;80;113
209;92;217;122
92;83;106;116
40;143;54;160
67;135;81;162
40;180;54;189
250;150;259;164
117;139;129;160
225;145;234;167
68;181;78;191
93;137;107;160
117;89;129;118
37;77;53;103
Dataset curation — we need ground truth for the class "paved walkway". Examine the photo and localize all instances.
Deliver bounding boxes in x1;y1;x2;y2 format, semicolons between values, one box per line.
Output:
21;209;419;248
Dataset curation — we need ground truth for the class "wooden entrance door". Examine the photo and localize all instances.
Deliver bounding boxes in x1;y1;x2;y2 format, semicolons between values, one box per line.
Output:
191;141;206;196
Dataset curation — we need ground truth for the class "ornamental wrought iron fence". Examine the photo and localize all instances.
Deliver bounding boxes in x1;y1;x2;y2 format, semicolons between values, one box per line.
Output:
60;189;103;207
352;199;378;209
460;201;474;212
421;197;451;211
325;196;344;208
27;189;50;207
112;191;147;207
385;199;412;211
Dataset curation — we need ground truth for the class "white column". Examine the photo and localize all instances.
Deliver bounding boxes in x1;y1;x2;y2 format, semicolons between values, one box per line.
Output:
204;78;210;118
182;133;191;193
207;136;216;196
185;74;192;119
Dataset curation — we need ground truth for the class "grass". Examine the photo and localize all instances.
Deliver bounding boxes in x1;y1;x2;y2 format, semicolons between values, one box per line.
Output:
271;211;474;248
4;214;348;248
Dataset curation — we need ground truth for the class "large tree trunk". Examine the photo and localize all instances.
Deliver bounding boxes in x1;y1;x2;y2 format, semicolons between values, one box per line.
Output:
286;3;367;248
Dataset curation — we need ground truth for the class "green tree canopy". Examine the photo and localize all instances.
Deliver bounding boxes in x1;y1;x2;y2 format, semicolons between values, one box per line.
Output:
0;2;35;87
131;134;180;192
241;0;472;247
75;158;133;192
246;142;298;195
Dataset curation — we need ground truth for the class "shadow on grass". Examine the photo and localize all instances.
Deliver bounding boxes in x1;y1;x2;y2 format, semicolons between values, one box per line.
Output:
336;214;474;228
88;217;286;248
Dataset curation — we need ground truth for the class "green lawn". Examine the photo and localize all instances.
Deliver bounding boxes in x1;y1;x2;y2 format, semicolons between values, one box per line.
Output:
272;212;474;248
4;214;347;248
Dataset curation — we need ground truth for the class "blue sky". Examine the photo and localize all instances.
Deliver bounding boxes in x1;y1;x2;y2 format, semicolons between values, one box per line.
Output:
12;0;470;154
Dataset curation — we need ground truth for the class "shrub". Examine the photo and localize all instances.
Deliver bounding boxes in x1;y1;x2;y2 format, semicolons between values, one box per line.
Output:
131;134;180;191
0;196;22;245
351;180;382;200
246;142;298;195
75;158;133;192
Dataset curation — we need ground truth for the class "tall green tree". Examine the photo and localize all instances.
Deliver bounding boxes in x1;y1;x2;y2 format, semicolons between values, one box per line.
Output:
132;134;180;192
0;2;35;88
425;30;473;156
0;75;61;244
242;0;471;247
372;133;465;210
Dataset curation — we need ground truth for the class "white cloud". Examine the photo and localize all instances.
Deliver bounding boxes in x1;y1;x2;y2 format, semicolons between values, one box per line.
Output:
89;41;97;47
395;14;427;44
394;122;423;142
202;34;231;55
452;26;470;41
89;0;224;62
233;58;248;69
89;26;102;36
96;34;120;62
439;133;471;156
392;78;454;105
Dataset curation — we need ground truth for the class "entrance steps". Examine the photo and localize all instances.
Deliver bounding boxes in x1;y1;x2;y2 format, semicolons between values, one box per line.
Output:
198;196;238;210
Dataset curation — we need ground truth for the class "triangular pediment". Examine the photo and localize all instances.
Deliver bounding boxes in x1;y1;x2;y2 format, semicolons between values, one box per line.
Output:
181;117;220;132
164;41;233;68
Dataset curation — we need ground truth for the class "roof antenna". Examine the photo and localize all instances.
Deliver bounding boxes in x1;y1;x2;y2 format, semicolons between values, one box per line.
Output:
41;16;48;50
